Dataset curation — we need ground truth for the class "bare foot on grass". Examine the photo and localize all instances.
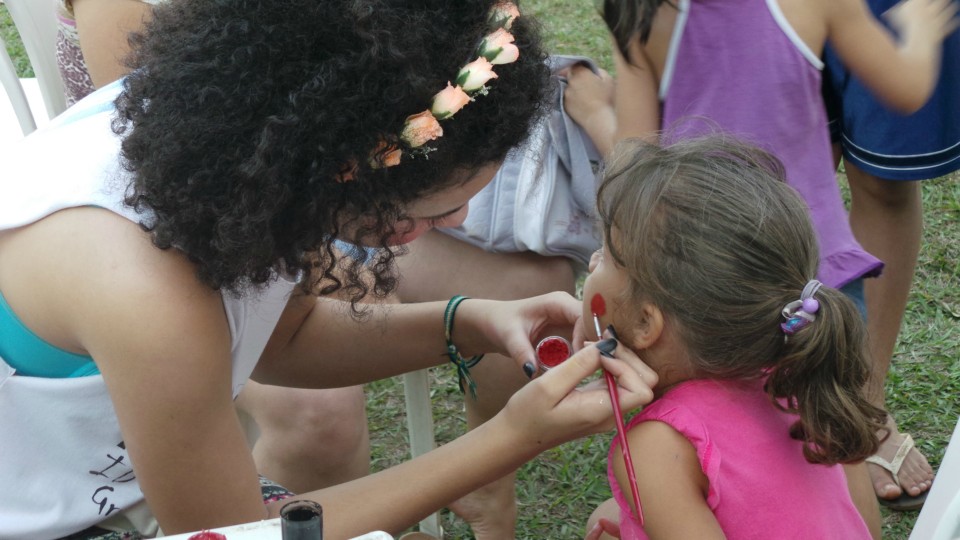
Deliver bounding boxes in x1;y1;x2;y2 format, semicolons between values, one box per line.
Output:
448;472;517;540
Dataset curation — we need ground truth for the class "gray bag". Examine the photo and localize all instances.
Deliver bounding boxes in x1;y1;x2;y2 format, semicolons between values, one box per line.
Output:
442;55;604;269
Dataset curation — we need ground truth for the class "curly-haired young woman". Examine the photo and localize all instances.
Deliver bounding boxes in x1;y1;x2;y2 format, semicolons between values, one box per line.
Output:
56;2;588;537
0;1;657;538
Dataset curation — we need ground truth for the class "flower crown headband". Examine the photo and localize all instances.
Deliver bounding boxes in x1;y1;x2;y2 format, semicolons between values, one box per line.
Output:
338;2;521;182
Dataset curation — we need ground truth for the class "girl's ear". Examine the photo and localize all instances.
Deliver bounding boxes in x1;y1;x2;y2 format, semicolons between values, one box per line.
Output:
629;301;664;350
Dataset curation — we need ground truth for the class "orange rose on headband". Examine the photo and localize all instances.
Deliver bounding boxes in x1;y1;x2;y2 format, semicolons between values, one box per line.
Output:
336;160;359;183
431;83;472;120
492;1;520;29
457;57;498;92
480;28;519;65
401;110;443;148
370;141;402;168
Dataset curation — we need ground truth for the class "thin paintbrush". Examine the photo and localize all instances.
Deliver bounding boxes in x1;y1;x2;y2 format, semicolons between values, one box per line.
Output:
591;294;645;527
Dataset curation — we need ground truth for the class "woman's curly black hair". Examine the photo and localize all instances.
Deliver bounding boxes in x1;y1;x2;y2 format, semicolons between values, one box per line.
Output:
114;0;550;303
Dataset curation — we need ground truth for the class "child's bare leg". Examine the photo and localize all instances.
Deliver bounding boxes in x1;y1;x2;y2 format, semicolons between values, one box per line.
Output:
846;162;934;500
449;355;528;539
397;230;576;540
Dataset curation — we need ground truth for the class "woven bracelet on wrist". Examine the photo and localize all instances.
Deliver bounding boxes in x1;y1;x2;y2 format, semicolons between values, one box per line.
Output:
444;295;484;399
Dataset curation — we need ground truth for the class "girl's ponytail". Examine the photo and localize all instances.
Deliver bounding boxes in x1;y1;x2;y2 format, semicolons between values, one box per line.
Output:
766;284;887;465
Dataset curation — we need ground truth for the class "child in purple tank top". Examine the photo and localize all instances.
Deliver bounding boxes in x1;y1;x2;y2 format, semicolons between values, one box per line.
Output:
582;137;885;539
567;0;956;292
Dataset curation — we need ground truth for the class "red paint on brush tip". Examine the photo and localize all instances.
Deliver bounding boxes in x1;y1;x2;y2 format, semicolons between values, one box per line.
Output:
590;294;606;317
536;336;571;368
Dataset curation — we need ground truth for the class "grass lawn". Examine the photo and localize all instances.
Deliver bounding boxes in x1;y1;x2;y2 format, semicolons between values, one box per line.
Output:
3;2;957;539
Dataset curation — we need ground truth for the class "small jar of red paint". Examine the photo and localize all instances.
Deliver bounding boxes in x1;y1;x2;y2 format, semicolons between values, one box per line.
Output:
536;336;572;372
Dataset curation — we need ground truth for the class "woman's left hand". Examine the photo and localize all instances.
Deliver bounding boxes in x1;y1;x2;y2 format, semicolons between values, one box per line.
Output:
455;291;583;373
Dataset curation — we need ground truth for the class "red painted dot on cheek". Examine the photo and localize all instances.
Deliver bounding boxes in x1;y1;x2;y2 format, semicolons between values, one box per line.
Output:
590;293;606;317
536;336;572;368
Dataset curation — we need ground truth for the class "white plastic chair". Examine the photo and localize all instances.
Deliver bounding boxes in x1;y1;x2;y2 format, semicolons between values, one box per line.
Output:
910;416;960;540
1;0;64;144
0;34;40;138
4;0;65;118
402;369;442;536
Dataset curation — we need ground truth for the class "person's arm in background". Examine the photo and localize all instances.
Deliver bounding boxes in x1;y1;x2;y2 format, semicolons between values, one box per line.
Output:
825;0;958;113
611;42;659;145
563;38;659;157
70;0;156;87
563;64;618;157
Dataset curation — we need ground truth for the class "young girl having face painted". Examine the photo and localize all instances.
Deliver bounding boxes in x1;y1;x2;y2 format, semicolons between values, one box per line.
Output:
582;137;886;540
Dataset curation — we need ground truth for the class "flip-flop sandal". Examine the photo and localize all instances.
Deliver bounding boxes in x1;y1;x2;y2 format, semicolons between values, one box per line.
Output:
865;433;930;512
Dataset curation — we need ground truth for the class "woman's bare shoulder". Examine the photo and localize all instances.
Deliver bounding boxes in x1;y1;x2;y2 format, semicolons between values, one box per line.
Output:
0;206;227;358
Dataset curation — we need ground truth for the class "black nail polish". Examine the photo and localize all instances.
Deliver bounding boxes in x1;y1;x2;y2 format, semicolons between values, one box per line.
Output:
605;324;619;340
596;338;618;356
522;361;537;379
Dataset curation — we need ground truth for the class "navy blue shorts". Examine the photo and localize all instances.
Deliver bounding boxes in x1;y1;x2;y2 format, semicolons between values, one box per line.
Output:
839;278;867;322
822;3;960;181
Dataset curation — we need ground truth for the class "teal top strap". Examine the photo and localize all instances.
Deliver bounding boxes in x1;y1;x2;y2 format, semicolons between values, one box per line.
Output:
0;290;98;378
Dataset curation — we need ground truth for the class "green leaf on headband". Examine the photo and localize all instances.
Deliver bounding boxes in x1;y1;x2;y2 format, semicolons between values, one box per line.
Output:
480;46;503;62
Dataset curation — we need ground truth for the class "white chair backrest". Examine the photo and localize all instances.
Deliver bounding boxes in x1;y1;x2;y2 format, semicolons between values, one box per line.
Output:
0;34;38;136
4;0;66;119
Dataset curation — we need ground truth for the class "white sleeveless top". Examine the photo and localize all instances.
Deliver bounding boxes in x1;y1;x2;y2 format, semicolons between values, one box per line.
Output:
0;82;297;539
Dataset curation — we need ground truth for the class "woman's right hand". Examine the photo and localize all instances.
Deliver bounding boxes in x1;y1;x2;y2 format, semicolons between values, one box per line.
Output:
499;338;657;449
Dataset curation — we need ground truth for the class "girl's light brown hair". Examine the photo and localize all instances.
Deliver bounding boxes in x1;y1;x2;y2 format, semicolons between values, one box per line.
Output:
598;136;885;464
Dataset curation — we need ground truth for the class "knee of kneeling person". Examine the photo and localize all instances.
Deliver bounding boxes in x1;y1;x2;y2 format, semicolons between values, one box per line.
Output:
272;387;368;449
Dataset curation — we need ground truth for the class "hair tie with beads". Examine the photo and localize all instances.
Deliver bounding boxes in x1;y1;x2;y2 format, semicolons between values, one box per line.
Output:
781;279;822;336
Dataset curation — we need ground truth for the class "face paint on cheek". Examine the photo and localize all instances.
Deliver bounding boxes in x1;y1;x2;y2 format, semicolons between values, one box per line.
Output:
590;293;607;317
590;293;607;340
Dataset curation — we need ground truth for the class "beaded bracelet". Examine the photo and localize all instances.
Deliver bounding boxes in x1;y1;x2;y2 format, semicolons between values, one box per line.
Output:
444;295;485;399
